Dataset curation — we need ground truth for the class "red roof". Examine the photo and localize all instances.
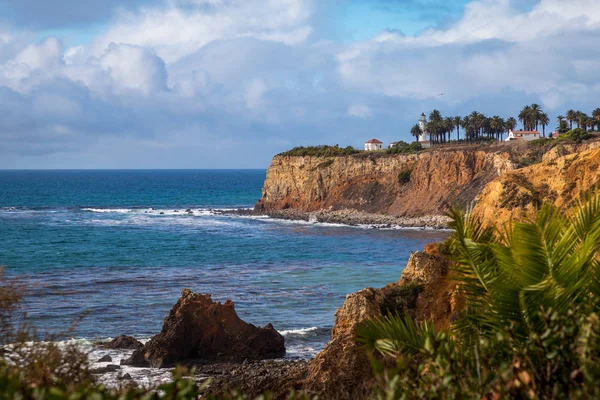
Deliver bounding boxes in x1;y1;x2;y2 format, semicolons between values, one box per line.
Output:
365;138;383;144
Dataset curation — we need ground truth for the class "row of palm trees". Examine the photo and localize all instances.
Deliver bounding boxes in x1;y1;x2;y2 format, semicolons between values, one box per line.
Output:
411;105;600;145
410;110;519;144
558;108;600;132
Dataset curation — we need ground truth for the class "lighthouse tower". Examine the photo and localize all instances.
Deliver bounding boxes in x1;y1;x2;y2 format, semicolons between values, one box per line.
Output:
418;113;428;142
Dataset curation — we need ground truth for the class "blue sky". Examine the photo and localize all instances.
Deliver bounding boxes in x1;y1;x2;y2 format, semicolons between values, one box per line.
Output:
0;0;599;168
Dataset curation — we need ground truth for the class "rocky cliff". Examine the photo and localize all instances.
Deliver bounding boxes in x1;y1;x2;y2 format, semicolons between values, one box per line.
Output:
257;140;600;225
474;144;600;227
255;145;518;218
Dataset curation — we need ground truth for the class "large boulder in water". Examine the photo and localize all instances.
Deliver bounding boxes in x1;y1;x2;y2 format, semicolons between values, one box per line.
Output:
122;289;285;368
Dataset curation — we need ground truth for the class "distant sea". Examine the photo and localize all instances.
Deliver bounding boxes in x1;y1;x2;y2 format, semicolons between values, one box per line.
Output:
0;170;447;372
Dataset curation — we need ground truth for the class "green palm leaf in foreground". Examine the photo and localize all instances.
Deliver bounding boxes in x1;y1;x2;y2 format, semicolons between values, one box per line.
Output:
357;193;600;398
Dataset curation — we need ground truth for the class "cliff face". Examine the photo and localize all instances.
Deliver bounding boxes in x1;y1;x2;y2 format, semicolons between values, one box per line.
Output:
304;244;459;399
256;148;516;217
474;144;600;227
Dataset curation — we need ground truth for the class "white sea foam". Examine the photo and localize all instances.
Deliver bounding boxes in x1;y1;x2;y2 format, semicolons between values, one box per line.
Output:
80;207;249;217
279;326;320;336
82;208;133;213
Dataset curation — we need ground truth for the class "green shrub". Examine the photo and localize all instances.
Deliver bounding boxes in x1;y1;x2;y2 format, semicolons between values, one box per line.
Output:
559;128;593;143
398;170;412;184
387;142;423;155
279;145;359;157
528;137;552;147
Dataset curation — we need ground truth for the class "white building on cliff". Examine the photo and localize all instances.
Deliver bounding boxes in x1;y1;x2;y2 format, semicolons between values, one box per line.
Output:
364;138;383;151
505;130;540;142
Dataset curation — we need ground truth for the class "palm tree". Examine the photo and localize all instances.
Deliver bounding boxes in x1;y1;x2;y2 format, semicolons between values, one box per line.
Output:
505;117;517;138
444;117;454;142
429;109;442;123
489;116;504;140
453;116;461;141
566;109;577;130
530;103;542;131
592;108;600;132
461;116;471;142
519;105;533;131
576;111;588;130
539;112;549;137
410;124;422;142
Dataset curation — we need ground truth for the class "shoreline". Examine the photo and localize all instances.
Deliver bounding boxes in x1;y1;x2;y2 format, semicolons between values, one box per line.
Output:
246;208;451;230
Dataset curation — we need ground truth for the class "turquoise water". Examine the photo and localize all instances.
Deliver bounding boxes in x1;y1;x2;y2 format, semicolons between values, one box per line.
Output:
0;170;447;358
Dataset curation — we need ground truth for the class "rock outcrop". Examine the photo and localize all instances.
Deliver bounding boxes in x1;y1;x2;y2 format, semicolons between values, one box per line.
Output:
102;335;144;350
122;289;285;368
474;146;600;227
304;244;459;399
256;145;518;219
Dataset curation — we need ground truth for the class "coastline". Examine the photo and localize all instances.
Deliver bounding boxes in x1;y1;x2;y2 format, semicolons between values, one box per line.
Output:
251;209;451;230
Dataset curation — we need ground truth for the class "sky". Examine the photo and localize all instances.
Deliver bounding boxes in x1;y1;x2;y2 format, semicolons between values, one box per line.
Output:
0;0;599;169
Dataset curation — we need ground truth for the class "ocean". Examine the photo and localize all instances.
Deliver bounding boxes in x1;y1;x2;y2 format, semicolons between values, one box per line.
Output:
0;169;447;384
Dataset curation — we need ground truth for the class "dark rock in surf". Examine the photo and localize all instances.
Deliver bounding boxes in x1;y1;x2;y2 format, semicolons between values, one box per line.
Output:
98;354;112;362
103;335;144;350
91;364;121;374
122;289;285;368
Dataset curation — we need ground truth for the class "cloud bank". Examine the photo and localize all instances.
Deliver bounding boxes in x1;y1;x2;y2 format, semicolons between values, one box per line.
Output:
1;0;599;168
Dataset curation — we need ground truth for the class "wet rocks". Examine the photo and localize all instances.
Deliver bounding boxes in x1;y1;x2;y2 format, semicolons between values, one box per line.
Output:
98;354;113;362
91;364;121;374
122;289;285;368
264;208;451;229
202;360;308;400
102;335;144;350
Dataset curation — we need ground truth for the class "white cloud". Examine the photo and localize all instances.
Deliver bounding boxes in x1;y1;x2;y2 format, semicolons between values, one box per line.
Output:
2;0;600;168
347;104;372;118
91;0;314;63
97;43;168;95
336;0;600;110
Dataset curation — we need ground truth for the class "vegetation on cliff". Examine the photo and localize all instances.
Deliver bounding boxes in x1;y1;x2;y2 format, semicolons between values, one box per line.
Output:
278;145;359;157
359;194;600;398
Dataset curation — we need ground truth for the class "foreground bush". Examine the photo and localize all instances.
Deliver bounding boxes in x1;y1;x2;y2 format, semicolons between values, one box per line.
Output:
359;194;600;399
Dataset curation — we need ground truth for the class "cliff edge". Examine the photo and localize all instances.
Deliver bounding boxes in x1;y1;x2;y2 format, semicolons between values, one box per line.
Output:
255;145;517;219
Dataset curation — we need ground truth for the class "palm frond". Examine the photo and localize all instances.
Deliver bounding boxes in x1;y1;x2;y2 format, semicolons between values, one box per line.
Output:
356;313;436;358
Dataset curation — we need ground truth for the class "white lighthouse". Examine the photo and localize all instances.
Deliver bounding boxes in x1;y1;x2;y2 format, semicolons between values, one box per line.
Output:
418;113;428;142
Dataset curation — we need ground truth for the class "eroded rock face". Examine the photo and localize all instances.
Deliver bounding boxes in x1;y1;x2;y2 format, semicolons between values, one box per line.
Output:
304;245;459;399
255;147;517;218
122;289;285;368
474;146;600;228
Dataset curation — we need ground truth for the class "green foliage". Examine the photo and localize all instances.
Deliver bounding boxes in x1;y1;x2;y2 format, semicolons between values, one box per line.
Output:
315;159;334;169
528;138;552;148
278;145;359;157
397;170;412;185
386;142;422;155
559;128;593;143
358;194;600;399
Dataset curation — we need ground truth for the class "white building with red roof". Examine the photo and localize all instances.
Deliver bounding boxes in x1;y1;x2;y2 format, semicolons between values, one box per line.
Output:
505;130;541;142
364;138;383;151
